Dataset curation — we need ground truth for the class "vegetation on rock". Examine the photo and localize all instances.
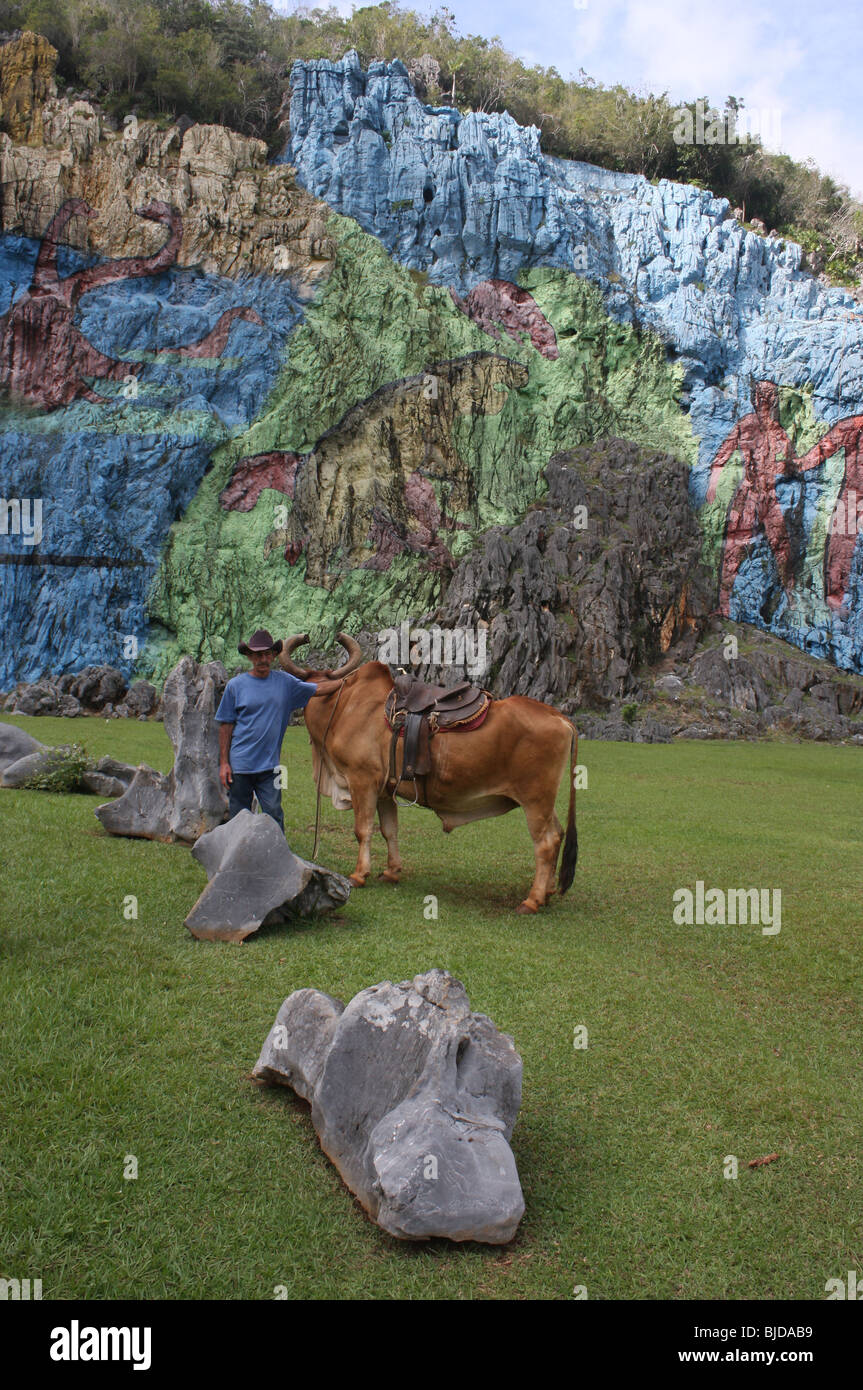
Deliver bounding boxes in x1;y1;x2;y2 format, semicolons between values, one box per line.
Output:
1;0;860;288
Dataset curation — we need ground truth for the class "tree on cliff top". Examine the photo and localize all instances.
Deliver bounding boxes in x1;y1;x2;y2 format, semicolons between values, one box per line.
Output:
0;0;860;287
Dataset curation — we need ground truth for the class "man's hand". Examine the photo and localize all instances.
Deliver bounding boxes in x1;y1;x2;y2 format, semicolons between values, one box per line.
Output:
217;721;234;790
310;677;345;697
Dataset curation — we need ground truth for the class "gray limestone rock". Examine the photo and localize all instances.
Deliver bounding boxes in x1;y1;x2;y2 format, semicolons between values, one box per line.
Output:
689;648;770;711
125;680;159;717
436;443;712;710
2;743;82;787
69;665;127;711
0;721;45;776
81;755;139;798
8;681;61;716
654;674;685;698
252;967;525;1244
95;656;228;842
185;809;352;942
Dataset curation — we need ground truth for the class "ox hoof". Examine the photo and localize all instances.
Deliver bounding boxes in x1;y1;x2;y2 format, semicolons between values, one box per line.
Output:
378;870;401;884
516;901;539;915
349;874;367;888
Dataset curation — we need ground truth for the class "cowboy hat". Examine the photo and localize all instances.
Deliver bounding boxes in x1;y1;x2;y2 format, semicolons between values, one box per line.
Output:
237;628;283;656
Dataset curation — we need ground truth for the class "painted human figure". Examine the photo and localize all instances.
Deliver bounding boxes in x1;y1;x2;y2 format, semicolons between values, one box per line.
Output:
705;381;796;615
796;414;863;608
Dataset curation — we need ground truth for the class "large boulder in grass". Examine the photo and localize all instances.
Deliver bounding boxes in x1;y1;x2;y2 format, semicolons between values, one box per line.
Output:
2;742;85;789
95;656;228;842
81;755;139;799
185;810;352;942
0;721;45;775
253;968;525;1244
68;665;127;711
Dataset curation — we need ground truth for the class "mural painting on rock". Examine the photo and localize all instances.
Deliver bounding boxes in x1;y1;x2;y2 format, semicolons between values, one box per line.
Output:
0;196;265;411
4;32;863;696
284;50;863;676
704;380;863;641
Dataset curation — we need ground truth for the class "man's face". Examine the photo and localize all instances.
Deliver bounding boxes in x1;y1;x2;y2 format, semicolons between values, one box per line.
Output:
249;648;276;678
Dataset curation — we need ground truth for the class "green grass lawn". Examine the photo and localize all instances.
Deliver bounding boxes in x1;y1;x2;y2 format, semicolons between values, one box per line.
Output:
1;714;861;1300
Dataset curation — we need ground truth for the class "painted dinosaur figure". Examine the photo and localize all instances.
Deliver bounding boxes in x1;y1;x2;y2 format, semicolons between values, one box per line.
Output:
0;198;263;410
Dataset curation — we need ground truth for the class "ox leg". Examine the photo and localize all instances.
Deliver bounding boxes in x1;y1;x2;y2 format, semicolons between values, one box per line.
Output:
377;796;402;883
518;804;563;914
348;780;378;887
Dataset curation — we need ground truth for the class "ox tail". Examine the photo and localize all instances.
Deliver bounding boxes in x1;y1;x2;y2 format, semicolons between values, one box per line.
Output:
558;723;578;895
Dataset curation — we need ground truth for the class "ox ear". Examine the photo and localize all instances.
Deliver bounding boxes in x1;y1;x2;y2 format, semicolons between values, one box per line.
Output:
279;634;312;679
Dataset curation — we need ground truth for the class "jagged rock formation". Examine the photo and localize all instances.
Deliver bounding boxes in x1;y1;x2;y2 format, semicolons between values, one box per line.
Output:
3;667;159;718
436;440;711;708
4;32;863;701
0;31;56;143
252;968;525;1243
285;52;863;672
95;657;227;842
0;34;334;688
575;623;863;743
184;809;352;942
1;35;334;281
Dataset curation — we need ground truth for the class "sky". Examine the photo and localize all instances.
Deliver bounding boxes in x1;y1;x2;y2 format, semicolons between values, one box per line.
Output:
292;0;863;198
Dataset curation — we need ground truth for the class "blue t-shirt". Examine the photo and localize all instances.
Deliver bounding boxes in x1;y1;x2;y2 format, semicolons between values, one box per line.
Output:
215;670;317;773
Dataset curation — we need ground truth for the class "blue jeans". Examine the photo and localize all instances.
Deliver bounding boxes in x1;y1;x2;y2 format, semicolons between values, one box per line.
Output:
227;769;285;833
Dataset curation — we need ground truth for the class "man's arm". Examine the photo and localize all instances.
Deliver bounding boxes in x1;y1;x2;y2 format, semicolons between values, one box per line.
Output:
218;722;234;788
308;678;345;697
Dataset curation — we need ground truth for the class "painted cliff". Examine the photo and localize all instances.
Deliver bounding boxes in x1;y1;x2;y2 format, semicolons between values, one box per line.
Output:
283;52;863;672
2;34;863;694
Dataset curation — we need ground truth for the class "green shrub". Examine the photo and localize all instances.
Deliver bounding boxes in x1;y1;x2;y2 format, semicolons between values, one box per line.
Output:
621;702;639;724
22;743;93;793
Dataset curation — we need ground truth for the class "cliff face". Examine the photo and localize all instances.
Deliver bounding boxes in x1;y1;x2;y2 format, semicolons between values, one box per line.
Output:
2;38;863;693
285;52;863;673
0;34;334;686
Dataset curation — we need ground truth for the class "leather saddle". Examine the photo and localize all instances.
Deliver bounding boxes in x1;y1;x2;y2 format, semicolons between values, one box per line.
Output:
385;672;491;796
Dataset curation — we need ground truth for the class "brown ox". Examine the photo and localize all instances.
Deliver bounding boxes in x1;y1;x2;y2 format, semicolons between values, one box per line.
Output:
280;634;578;913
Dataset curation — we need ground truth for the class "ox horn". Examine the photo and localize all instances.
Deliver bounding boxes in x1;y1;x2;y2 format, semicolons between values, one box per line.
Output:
323;631;364;679
279;634;312;678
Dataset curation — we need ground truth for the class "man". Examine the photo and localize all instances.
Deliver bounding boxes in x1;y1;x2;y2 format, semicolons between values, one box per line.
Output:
216;628;342;834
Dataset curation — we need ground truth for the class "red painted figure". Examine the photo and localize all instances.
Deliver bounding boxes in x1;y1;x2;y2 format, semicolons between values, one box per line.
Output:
705;381;796;615
797;415;863;608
